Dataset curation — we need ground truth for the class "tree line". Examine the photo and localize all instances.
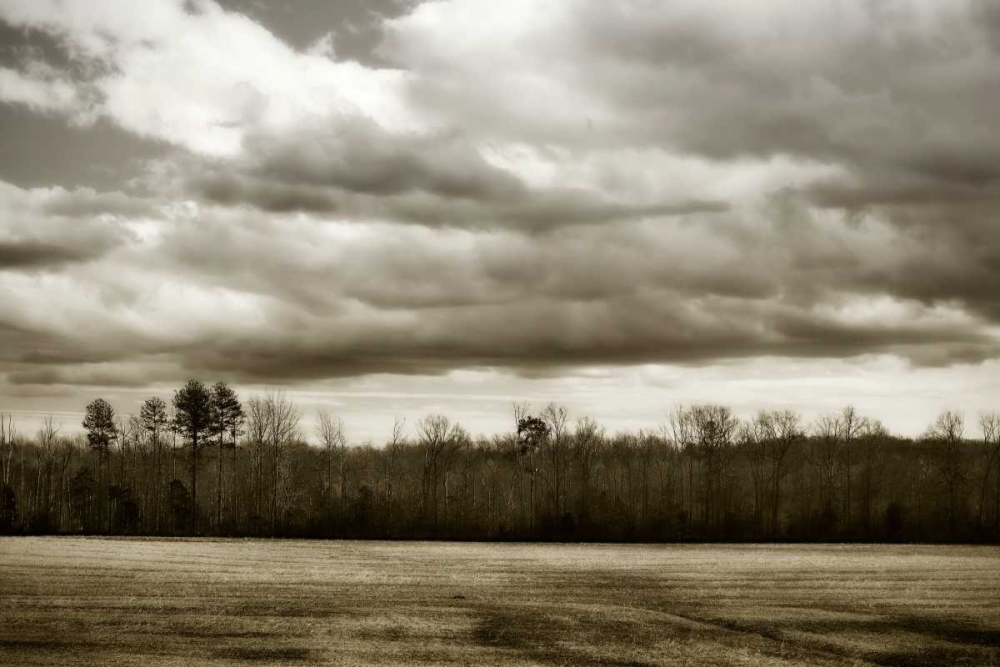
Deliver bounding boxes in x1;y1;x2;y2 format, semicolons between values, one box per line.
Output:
1;380;999;543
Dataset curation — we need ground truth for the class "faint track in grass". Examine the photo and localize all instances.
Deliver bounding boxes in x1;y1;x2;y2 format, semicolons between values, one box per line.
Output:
1;538;998;666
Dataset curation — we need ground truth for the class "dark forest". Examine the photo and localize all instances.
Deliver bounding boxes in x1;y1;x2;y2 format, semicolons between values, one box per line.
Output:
2;379;998;543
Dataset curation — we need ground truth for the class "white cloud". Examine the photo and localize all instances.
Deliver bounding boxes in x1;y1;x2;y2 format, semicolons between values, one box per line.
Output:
0;0;415;156
0;65;80;114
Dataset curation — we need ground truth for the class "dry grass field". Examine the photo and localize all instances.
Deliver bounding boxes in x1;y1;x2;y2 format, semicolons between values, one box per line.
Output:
1;538;998;666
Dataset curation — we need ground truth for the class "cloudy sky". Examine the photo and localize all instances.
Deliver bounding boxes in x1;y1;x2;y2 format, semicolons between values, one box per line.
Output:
1;0;999;441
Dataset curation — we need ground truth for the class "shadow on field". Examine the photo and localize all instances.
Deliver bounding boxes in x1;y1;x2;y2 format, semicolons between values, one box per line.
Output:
355;624;411;641
470;604;662;667
171;628;275;639
465;594;1000;667
680;612;1000;667
796;615;1000;647
210;646;314;662
0;638;100;653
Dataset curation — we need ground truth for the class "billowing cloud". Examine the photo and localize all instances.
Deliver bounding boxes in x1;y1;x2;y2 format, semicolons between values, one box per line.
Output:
0;0;411;153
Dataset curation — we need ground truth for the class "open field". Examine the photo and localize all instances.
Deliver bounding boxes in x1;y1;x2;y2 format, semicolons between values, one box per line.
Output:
1;539;998;666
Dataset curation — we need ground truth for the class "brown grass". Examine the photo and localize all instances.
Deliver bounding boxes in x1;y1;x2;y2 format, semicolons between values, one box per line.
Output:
1;538;998;666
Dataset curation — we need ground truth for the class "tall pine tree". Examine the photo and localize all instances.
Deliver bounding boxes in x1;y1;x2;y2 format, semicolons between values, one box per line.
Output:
210;382;243;531
82;398;116;532
173;380;212;535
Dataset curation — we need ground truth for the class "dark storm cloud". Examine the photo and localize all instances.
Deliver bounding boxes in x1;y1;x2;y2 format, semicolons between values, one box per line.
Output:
0;104;168;190
805;179;998;210
0;238;105;269
0;183;138;276
571;2;1000;160
0;16;82;79
0;318;66;363
90;204;982;385
195;168;725;229
0;302;168;370
189;118;727;229
973;0;1000;54
190;117;526;212
865;225;1000;318
382;1;1000;197
40;188;157;217
149;209;772;314
0;16;168;190
197;175;342;214
244;119;524;200
6;362;175;388
165;290;999;384
380;191;727;232
215;0;410;64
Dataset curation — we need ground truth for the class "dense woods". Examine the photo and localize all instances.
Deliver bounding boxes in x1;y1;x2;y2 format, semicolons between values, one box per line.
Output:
1;381;999;543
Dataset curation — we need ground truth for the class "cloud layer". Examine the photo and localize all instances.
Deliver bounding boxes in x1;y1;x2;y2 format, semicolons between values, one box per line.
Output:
1;0;999;433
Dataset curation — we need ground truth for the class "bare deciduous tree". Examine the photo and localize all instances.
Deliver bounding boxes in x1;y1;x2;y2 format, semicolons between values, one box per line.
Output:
317;408;347;534
246;391;299;535
573;416;603;527
418;414;467;533
6;388;1000;543
926;410;965;537
541;403;570;519
0;414;15;489
837;406;866;533
981;413;1000;530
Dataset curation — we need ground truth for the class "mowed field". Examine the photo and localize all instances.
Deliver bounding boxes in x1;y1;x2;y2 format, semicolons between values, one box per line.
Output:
1;539;998;667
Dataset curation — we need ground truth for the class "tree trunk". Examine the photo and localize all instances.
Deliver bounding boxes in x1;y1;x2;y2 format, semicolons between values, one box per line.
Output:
844;444;851;534
191;432;198;535
216;431;223;533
